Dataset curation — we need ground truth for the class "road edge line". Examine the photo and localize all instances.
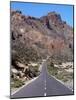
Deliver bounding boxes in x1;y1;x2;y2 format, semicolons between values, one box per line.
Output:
11;62;44;96
46;66;73;92
48;72;73;91
11;76;39;95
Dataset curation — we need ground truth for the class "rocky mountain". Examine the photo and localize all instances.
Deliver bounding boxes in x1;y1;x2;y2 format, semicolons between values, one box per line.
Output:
11;10;73;64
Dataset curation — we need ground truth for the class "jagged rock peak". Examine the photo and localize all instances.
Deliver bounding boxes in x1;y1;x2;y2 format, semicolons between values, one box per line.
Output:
47;11;62;21
40;11;63;24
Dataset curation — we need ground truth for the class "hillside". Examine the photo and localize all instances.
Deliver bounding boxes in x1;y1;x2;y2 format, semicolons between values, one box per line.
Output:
11;10;73;62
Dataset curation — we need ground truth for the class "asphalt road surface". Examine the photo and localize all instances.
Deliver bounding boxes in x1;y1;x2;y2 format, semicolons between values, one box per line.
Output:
11;61;74;98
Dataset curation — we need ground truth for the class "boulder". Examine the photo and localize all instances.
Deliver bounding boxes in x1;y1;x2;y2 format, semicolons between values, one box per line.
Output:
11;68;18;74
19;71;25;78
16;62;25;68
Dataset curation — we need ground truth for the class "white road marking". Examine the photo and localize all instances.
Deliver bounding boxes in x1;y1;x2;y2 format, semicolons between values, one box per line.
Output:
44;79;47;91
12;76;39;95
45;87;46;90
44;93;46;96
49;74;73;91
44;79;46;90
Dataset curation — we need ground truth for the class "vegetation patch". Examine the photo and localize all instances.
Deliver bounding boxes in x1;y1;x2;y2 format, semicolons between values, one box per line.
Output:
11;78;25;88
47;61;73;83
47;62;58;76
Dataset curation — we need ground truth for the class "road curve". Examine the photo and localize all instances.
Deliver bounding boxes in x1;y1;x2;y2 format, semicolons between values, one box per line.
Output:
11;61;74;98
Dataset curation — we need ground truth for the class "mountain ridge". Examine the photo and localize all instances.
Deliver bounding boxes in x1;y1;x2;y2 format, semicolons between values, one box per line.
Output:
11;10;73;63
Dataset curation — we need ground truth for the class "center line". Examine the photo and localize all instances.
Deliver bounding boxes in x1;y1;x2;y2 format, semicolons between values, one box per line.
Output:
45;87;46;90
44;93;46;96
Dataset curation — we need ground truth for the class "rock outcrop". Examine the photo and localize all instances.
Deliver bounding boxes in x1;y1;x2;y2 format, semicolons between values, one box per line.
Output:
11;10;73;62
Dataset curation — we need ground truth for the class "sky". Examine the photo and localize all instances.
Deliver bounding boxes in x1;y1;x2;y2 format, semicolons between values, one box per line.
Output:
11;2;74;27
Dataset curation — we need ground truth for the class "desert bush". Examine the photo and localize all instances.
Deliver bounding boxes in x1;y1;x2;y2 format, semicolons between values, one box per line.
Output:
11;78;24;88
50;62;54;68
12;41;42;65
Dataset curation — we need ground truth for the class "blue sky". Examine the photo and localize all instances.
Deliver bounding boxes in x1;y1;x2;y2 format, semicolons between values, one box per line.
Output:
11;2;74;27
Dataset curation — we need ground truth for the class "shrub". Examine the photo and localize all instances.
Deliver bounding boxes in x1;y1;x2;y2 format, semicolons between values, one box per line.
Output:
50;62;54;68
11;78;24;88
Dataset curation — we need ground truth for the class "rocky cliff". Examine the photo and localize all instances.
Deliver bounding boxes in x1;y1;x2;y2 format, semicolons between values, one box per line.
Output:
11;10;73;64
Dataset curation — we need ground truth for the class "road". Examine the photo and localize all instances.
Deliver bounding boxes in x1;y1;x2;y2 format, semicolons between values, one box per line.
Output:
11;61;74;98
